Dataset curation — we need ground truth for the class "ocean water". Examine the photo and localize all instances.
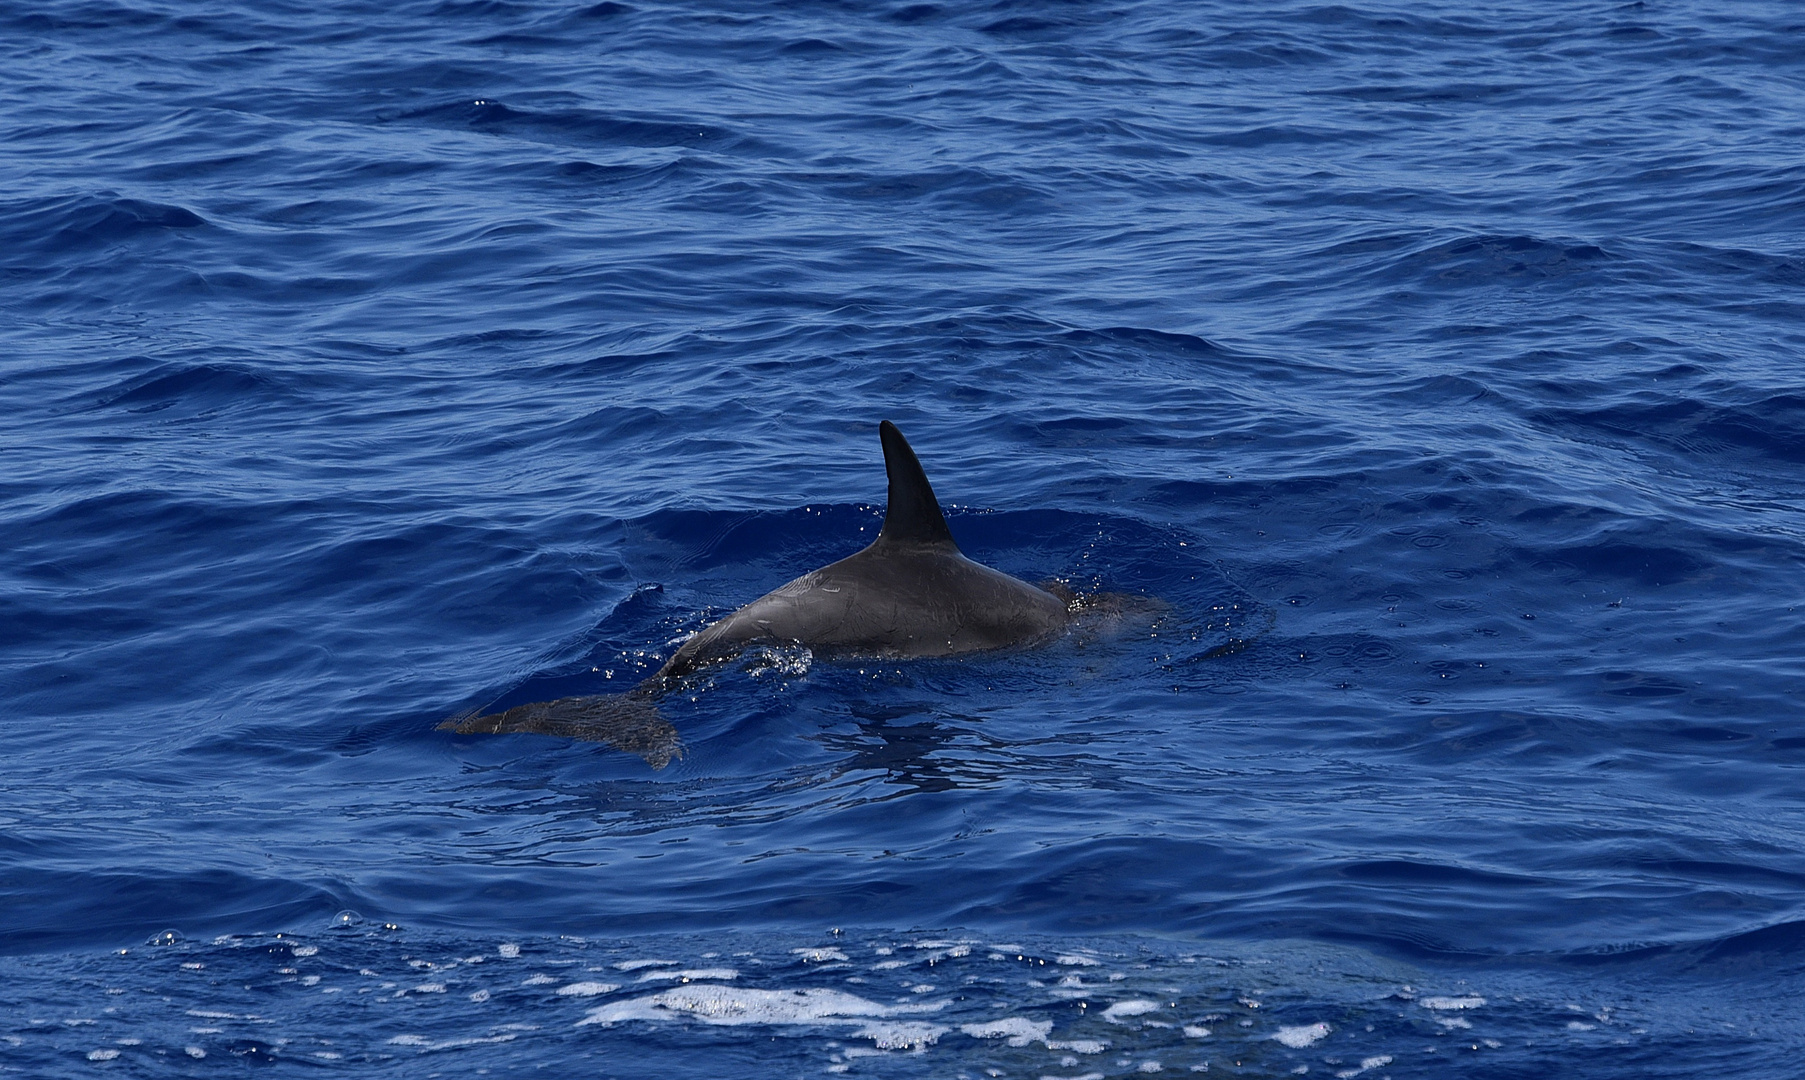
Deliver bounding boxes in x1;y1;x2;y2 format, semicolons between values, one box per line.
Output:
4;0;1804;1074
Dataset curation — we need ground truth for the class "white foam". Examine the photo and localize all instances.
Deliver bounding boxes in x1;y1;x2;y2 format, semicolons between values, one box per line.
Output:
184;1047;206;1059
1103;1000;1162;1023
960;1017;1053;1046
792;948;850;962
498;944;520;958
1056;954;1101;966
1039;1073;1103;1080
579;984;946;1049
1046;1039;1108;1054
557;982;621;997
635;968;738;983
1271;1022;1331;1048
1138;1063;1163;1073
613;958;679;971
523;974;558;985
1182;1025;1211;1038
1419;995;1484;1010
86;1049;119;1061
1334;1054;1393;1078
292;945;318;957
854;1021;948;1049
412;983;446;993
904;945;969;965
388;1034;518;1051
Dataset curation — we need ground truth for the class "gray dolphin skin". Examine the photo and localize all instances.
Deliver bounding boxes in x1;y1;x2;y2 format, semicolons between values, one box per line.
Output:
442;421;1074;765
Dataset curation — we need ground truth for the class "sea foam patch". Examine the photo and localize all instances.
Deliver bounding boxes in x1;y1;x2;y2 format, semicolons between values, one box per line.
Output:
579;984;949;1049
1420;995;1485;1010
961;1017;1054;1046
1103;1000;1164;1023
794;947;850;962
634;967;738;983
1271;1022;1331;1048
0;928;1668;1075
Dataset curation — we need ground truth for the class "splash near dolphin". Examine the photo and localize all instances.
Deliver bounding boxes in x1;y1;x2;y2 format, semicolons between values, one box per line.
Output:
442;421;1084;765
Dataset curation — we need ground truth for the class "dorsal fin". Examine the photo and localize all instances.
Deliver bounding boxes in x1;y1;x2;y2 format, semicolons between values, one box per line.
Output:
876;420;957;547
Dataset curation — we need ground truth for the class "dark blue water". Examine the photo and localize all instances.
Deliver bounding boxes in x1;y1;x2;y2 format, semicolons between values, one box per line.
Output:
5;0;1805;1074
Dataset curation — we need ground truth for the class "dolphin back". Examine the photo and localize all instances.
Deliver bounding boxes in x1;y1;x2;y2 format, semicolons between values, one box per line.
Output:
646;422;1071;679
655;544;1070;678
444;420;1072;763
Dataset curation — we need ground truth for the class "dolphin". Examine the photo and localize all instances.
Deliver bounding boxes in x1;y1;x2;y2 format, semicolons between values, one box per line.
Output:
442;421;1077;765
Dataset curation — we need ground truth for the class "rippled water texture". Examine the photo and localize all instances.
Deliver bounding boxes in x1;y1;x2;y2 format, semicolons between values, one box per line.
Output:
4;0;1804;1075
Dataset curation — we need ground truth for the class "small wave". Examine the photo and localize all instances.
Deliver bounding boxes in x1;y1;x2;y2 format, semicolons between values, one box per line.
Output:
0;193;206;258
1328;231;1614;291
1336;859;1545;889
77;361;288;417
1533;392;1805;466
394;99;736;152
1686;920;1805;974
817;165;1056;215
0;869;353;953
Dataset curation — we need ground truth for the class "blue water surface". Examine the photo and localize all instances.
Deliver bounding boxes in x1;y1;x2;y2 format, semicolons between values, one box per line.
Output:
4;0;1805;1075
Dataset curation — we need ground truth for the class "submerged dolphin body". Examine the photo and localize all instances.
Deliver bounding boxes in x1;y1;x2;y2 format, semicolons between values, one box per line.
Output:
443;421;1075;765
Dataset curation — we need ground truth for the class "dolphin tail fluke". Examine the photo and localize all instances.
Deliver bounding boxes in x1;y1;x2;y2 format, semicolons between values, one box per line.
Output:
877;420;957;547
438;690;682;768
